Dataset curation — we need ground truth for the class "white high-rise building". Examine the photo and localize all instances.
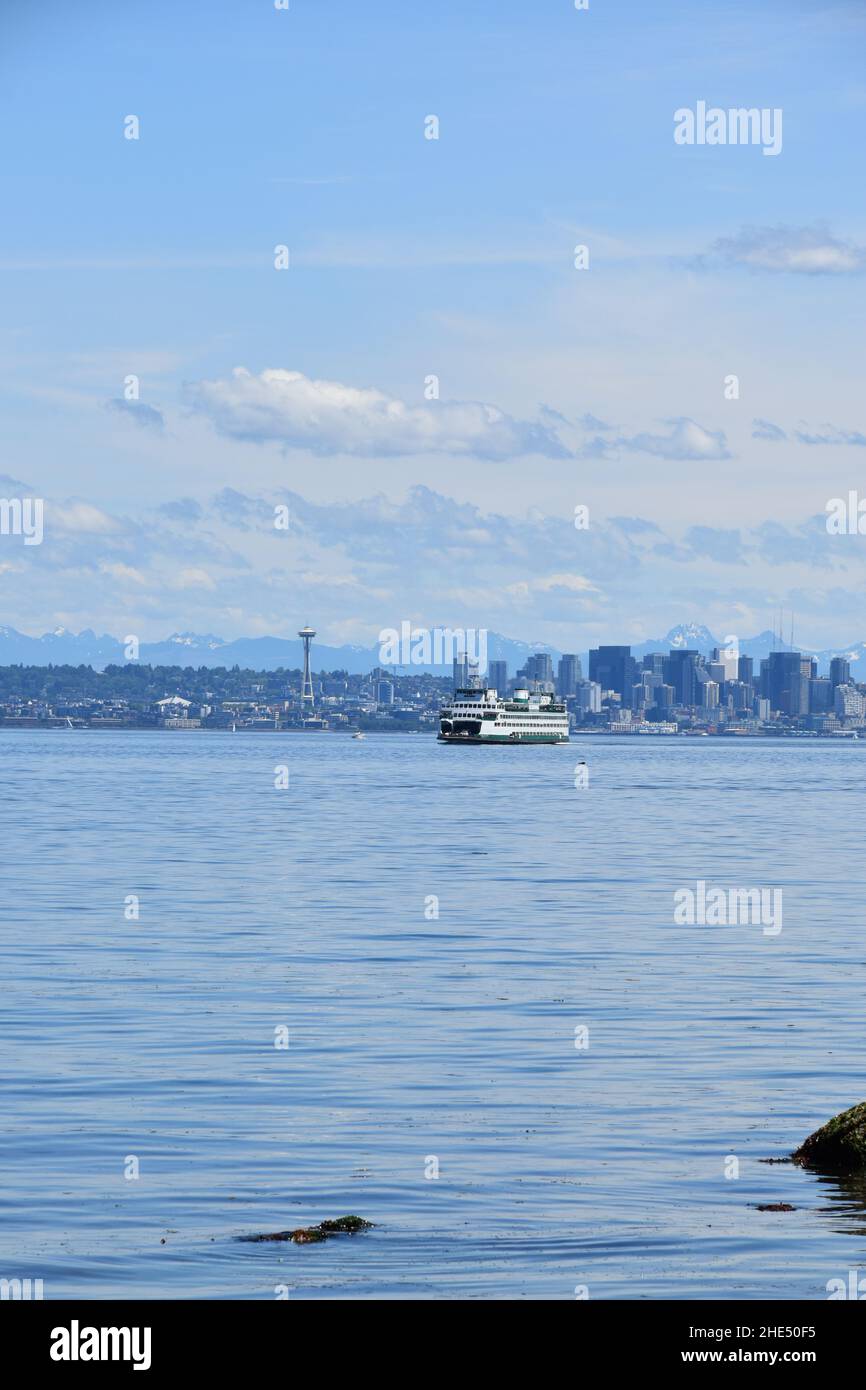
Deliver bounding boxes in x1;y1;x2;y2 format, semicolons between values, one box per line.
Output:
834;683;865;719
575;680;602;713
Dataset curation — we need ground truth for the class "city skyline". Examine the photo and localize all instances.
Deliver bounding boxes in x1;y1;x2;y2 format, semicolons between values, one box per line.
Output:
2;632;863;735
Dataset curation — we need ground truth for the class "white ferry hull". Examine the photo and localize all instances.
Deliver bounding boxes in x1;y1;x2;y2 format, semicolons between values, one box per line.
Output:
438;731;568;744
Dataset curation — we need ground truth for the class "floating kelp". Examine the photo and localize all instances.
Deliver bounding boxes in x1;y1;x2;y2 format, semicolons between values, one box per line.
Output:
241;1215;374;1244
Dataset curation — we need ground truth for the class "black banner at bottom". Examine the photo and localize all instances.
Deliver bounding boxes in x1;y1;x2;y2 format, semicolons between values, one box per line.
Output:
2;1298;861;1374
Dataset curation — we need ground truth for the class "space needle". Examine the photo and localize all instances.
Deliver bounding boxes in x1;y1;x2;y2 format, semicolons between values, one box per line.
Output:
299;625;316;704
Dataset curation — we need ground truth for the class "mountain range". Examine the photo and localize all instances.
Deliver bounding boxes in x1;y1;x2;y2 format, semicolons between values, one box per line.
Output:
0;622;863;678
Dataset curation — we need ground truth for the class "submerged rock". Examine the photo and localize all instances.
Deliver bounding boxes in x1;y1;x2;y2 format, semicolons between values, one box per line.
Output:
242;1215;374;1245
793;1101;866;1171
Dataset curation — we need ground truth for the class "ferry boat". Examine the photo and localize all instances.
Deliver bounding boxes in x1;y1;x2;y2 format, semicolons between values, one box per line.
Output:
438;687;569;744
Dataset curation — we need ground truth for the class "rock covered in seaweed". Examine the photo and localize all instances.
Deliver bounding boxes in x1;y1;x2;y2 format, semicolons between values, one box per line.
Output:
793;1101;866;1171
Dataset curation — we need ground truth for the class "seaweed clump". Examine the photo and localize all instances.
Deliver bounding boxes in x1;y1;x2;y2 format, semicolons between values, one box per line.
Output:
242;1215;374;1245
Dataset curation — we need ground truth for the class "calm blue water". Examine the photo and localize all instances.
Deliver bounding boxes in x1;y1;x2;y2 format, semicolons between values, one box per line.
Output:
2;729;866;1300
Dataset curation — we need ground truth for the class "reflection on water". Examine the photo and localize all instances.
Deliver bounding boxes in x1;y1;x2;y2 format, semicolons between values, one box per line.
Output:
810;1171;866;1236
2;730;866;1299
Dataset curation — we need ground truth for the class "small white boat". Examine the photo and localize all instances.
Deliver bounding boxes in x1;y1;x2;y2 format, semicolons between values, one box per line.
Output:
352;731;366;740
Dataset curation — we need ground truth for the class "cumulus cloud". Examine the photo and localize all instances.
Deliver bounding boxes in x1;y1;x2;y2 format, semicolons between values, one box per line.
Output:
107;398;165;430
186;367;570;460
176;567;216;590
752;418;787;441
507;572;600;596
98;561;147;585
51;502;122;534
617;417;731;461
713;225;865;275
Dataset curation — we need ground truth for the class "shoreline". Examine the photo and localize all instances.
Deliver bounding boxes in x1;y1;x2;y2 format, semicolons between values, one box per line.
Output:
0;724;860;741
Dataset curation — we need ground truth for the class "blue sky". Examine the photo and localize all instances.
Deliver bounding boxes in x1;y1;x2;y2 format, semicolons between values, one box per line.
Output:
1;0;865;649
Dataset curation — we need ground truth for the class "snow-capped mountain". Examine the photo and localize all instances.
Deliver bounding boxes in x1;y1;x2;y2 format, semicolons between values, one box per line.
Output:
0;623;863;678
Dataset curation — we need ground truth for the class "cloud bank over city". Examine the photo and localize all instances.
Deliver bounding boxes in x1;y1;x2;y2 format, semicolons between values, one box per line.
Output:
5;480;866;653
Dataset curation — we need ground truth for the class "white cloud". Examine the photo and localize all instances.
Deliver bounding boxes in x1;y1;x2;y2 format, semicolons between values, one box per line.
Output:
713;225;865;274
795;422;866;447
99;562;146;585
186;367;570;460
618;417;731;461
177;567;216;590
52;502;122;534
507;573;600;597
752;418;787;441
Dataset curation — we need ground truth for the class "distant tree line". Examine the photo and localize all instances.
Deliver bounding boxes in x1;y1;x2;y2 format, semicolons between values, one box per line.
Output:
0;663;451;704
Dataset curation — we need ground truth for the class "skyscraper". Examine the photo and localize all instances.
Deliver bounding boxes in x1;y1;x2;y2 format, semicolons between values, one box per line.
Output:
664;649;701;706
809;677;832;713
575;680;602;713
702;679;719;709
711;646;739;681
525;653;554;684
488;659;508;694
588;646;636;700
830;656;851;689
767;650;804;714
557;654;581;697
517;653;555;690
298;625;316;704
